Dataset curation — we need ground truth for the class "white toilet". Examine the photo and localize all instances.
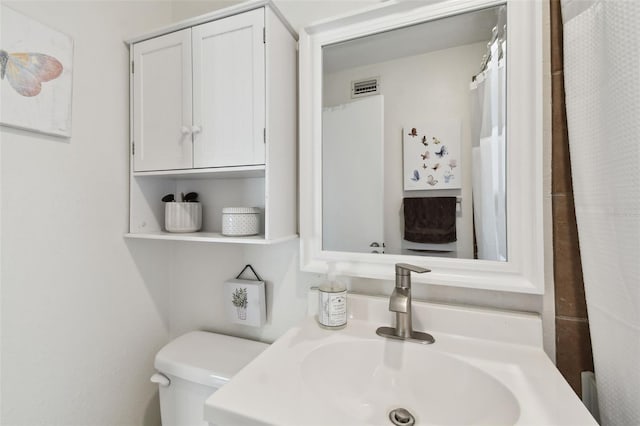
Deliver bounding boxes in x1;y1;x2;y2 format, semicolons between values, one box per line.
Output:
151;331;268;426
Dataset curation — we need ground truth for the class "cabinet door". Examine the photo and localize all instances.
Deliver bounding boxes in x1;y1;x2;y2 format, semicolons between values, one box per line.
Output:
133;29;193;172
192;8;266;168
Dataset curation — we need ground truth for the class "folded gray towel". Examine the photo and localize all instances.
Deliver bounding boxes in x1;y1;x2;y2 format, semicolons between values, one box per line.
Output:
403;197;457;244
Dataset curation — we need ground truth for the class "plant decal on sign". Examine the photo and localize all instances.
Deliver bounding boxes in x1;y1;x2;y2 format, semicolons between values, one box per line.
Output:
232;287;248;320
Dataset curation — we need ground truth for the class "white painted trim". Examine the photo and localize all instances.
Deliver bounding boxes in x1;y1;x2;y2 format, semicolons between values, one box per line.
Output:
264;7;299;241
124;0;296;45
124;232;298;245
129;47;134;234
306;0;503;40
299;0;545;294
133;165;265;179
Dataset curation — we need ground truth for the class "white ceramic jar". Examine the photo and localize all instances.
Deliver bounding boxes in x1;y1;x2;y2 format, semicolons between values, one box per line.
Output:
222;207;260;236
165;202;202;233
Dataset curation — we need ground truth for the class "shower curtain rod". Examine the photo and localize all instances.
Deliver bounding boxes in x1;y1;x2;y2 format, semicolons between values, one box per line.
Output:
473;25;506;81
473;6;507;81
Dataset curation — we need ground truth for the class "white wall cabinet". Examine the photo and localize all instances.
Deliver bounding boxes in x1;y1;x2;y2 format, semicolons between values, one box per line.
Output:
126;1;297;244
133;9;265;172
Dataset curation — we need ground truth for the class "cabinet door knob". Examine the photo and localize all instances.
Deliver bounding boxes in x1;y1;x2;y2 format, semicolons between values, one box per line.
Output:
191;125;202;134
181;126;191;135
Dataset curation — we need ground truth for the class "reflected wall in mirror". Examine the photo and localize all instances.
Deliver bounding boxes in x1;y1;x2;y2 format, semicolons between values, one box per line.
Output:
322;6;507;261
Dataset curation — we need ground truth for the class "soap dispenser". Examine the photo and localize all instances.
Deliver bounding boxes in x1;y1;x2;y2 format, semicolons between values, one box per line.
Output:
317;262;347;329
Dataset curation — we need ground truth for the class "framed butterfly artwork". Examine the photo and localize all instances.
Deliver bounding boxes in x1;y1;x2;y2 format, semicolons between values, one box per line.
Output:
403;120;461;190
1;6;74;137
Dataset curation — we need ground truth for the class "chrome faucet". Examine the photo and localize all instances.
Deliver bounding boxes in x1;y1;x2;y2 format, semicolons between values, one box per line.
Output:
376;263;435;344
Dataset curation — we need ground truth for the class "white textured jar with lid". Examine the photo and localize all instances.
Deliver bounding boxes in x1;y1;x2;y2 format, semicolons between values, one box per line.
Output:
222;207;260;236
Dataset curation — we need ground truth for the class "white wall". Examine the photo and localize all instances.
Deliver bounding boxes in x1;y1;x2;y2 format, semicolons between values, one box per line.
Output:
1;2;174;425
168;240;317;342
169;0;383;32
274;0;381;32
171;0;241;22
323;42;486;257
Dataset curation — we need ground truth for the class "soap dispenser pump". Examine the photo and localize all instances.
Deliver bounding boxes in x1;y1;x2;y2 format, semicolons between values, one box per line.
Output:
317;263;347;329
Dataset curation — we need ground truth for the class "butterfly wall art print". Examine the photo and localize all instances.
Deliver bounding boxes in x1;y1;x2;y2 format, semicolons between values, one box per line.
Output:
0;50;63;97
403;122;461;190
1;6;74;137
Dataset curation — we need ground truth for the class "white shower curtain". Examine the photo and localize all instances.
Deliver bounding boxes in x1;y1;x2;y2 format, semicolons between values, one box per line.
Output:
470;38;507;261
562;1;639;425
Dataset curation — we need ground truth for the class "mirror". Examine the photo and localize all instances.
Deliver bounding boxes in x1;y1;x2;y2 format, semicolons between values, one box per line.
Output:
322;6;507;261
299;0;545;294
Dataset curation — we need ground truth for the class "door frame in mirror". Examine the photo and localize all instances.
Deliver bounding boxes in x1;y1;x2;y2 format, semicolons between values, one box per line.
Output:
299;0;545;294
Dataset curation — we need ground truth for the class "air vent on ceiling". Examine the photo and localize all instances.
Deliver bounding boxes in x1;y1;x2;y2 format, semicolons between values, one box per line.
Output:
351;77;380;98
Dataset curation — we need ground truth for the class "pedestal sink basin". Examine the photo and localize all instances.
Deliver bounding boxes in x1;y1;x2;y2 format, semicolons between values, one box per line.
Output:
205;293;598;426
301;340;520;425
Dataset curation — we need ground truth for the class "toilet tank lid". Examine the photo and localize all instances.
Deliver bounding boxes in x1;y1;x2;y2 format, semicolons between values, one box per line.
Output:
155;331;269;388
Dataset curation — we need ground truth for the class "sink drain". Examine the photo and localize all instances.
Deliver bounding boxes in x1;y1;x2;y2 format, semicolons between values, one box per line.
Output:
388;408;415;426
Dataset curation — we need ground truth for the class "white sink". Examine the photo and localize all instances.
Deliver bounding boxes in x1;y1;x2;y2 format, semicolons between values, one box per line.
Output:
301;340;520;425
205;293;597;426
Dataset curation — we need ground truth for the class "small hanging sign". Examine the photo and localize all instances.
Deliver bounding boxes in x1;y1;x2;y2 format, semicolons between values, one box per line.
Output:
223;265;267;327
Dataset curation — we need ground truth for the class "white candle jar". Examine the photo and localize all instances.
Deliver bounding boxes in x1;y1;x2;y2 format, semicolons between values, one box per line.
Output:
222;207;260;236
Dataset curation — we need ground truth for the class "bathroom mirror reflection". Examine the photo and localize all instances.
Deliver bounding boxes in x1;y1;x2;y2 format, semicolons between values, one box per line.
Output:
322;5;507;261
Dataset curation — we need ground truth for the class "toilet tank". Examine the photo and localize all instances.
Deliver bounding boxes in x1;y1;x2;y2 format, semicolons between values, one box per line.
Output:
152;331;269;426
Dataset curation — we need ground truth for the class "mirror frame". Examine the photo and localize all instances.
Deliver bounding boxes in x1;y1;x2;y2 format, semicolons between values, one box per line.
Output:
299;0;545;294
